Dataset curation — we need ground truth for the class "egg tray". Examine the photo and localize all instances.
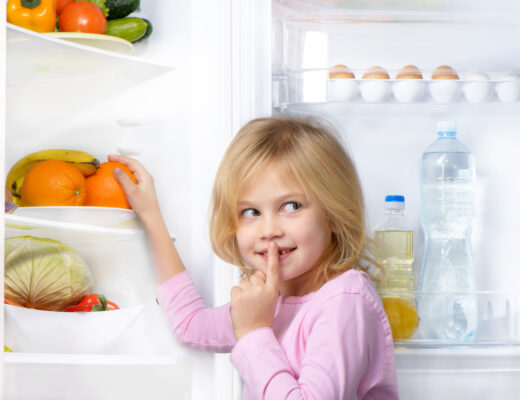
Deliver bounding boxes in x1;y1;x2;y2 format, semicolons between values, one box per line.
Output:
278;68;520;104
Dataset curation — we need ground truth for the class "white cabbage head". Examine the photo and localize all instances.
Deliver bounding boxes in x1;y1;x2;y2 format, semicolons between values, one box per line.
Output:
4;236;94;311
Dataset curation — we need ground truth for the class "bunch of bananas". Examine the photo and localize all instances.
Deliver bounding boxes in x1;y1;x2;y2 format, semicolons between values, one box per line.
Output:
6;149;100;206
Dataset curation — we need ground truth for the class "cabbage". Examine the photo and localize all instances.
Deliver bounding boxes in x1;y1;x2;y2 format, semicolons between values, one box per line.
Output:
4;236;94;311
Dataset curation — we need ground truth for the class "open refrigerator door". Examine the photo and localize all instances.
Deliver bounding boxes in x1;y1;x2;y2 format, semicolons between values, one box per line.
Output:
232;0;520;398
3;1;236;399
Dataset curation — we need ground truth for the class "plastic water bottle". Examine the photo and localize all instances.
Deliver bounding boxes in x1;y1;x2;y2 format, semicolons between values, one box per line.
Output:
375;195;415;293
418;121;477;341
375;195;419;340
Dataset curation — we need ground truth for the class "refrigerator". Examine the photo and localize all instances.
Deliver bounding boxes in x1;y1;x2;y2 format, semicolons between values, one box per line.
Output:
2;0;520;399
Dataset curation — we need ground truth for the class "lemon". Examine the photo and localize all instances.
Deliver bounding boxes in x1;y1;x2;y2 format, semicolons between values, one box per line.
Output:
381;296;420;340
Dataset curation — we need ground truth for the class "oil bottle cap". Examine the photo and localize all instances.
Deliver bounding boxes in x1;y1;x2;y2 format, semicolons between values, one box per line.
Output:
385;195;405;209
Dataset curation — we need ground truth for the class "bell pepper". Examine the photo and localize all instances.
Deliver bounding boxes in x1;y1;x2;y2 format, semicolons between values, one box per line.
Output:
7;0;58;33
65;294;119;312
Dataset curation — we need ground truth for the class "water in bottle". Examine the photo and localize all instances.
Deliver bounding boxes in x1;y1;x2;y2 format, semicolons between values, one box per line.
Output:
375;195;419;340
418;121;477;341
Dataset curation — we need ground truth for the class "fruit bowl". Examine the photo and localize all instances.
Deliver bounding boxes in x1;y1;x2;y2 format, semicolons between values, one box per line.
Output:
3;304;145;354
12;206;139;228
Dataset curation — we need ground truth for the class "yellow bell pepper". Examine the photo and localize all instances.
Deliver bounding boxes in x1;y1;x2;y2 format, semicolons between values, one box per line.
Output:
7;0;57;33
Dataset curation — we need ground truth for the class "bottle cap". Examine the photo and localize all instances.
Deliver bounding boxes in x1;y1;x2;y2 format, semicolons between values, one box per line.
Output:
436;121;457;137
384;195;405;210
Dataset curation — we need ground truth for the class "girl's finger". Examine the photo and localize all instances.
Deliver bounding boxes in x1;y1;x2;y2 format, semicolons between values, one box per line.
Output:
266;241;280;291
230;286;242;300
113;167;137;192
239;279;252;291
249;272;265;286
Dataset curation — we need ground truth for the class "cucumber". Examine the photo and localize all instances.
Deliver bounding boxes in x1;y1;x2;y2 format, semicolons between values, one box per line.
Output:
133;18;152;43
105;0;140;20
106;18;148;43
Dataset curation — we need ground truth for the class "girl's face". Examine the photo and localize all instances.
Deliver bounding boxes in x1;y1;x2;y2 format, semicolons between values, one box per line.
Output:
236;164;332;296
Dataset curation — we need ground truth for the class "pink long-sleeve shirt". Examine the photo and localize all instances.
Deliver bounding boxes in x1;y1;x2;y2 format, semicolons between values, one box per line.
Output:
156;268;399;400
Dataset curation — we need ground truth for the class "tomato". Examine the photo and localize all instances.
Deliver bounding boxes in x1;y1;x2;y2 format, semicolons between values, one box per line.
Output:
58;1;107;34
57;0;74;15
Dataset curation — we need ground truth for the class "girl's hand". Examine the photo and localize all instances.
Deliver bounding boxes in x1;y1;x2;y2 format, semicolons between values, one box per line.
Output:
230;241;280;340
109;154;160;223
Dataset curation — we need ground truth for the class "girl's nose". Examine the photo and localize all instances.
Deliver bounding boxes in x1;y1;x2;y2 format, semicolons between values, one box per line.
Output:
259;215;283;240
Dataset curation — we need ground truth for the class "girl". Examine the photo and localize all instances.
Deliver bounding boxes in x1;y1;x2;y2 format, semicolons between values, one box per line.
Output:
111;116;398;400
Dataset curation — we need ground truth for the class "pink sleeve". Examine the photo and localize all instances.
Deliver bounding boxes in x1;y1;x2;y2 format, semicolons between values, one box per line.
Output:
230;292;397;400
156;271;236;352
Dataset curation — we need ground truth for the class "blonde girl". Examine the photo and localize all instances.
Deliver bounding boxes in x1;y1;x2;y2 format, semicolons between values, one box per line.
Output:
112;115;398;400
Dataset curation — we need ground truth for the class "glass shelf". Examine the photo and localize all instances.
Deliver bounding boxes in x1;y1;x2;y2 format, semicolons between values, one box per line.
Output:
378;290;520;348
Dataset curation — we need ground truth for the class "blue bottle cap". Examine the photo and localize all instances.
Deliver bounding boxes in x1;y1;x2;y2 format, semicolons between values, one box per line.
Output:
385;195;405;203
437;121;457;137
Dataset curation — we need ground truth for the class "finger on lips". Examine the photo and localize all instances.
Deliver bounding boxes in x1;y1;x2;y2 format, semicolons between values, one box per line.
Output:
267;241;280;289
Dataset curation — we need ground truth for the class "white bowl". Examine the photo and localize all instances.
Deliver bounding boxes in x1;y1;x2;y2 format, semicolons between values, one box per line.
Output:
496;81;520;103
13;206;139;228
328;79;359;102
392;80;426;103
4;304;145;353
429;80;461;103
360;80;391;103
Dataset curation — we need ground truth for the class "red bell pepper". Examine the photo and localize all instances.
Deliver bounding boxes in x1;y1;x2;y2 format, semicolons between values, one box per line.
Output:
65;294;119;312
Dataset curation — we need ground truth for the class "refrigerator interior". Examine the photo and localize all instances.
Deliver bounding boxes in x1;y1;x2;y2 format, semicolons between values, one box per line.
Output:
267;0;520;398
3;1;235;399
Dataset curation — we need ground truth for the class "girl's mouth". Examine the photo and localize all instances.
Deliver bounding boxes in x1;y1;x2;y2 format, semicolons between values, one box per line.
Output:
257;247;296;262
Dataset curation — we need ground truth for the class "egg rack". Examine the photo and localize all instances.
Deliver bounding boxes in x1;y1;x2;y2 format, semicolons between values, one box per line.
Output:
273;67;520;107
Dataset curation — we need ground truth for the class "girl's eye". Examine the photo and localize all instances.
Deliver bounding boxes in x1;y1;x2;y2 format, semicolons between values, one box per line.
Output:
241;208;260;218
282;201;302;213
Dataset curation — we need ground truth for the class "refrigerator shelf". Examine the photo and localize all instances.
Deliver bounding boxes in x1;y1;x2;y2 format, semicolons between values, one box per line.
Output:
278;102;520;119
378;290;520;348
275;0;520;24
4;353;192;400
273;68;520;107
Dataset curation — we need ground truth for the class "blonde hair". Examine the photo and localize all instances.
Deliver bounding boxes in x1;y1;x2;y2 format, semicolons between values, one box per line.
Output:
209;115;377;287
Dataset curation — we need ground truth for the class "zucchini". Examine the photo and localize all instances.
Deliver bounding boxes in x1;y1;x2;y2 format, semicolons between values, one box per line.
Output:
106;17;148;43
133;18;152;43
105;0;140;20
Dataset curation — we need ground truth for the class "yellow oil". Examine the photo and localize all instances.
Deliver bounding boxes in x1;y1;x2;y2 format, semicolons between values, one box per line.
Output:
375;230;414;292
375;230;418;340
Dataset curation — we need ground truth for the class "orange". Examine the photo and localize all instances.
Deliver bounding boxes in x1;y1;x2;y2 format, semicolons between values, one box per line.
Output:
381;296;420;340
85;161;137;209
21;160;87;206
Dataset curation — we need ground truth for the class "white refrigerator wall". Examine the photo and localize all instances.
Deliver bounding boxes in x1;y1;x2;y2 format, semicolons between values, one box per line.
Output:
4;1;237;399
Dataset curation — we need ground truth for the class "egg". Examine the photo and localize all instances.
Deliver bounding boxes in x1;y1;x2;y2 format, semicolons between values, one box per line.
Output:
328;64;358;102
393;65;425;103
328;64;355;80
360;66;390;103
496;70;520;103
463;69;492;103
429;65;461;103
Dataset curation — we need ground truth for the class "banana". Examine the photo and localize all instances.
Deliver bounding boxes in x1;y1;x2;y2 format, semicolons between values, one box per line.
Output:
6;149;100;198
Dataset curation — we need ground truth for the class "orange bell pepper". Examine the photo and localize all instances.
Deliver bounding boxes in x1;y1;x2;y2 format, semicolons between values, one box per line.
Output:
7;0;57;33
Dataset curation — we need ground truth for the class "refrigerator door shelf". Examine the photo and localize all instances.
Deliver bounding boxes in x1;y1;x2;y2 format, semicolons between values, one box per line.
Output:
6;23;174;134
395;347;520;399
4;353;192;400
4;213;146;237
4;304;145;354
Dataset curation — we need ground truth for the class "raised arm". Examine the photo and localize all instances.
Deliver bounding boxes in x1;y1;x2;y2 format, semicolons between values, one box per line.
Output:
109;154;185;283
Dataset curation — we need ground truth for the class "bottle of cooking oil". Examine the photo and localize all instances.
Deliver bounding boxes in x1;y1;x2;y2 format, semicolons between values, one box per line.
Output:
375;195;419;340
